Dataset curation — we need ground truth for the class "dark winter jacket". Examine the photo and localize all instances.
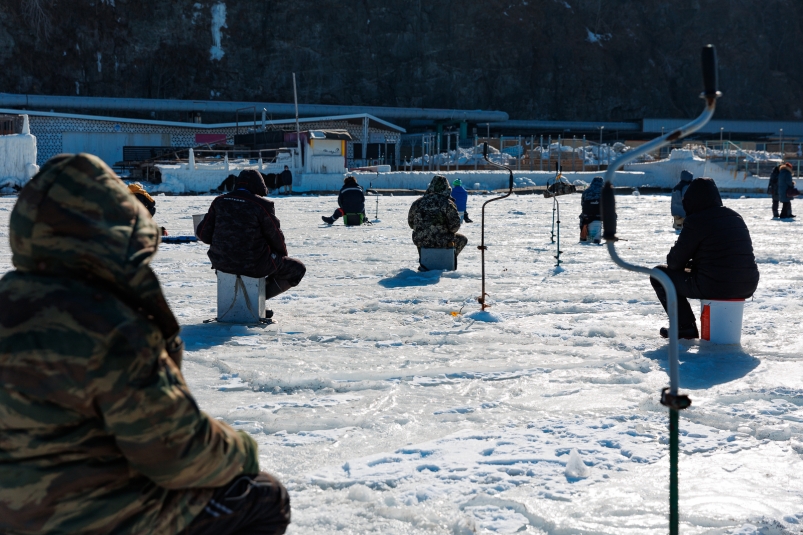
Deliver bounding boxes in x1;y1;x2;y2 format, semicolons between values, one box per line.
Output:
767;166;780;199
666;177;759;298
451;185;468;212
196;170;288;278
338;180;366;214
279;169;293;187
580;177;603;226
671;170;693;217
408;175;462;248
778;164;796;203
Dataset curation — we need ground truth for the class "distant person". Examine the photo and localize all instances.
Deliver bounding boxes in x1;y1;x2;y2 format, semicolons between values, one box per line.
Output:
262;171;279;193
279;165;293;194
579;176;603;242
408;175;467;270
671;170;693;229
0;154;290;535
128;181;156;215
450;179;472;223
767;164;780;218
777;162;798;219
322;175;366;225
215;174;237;193
196;169;306;316
650;177;759;339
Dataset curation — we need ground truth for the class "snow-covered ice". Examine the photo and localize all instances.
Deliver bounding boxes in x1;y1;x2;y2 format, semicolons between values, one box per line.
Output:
1;191;802;534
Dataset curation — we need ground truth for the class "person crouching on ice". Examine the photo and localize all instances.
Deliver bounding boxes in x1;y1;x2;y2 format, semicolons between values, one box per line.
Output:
196;169;306;319
0;154;290;535
650;177;759;339
408;175;468;271
322;175;366;225
450;179;473;223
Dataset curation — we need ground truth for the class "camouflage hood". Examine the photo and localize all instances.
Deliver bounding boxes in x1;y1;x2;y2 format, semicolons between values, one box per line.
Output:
426;175;452;197
9;153;180;339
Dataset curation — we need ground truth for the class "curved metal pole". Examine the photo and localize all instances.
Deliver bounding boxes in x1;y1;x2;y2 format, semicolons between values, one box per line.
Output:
601;45;720;535
479;144;515;310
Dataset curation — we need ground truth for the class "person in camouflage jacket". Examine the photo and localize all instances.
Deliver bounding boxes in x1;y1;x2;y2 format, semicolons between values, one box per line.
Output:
0;154;289;535
408;175;468;269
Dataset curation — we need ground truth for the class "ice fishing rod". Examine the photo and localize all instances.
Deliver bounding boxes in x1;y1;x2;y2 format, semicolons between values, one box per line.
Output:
478;142;515;310
368;181;380;222
600;44;720;535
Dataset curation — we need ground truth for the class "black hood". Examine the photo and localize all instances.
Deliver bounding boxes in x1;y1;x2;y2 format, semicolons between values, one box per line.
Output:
235;170;268;196
682;177;722;216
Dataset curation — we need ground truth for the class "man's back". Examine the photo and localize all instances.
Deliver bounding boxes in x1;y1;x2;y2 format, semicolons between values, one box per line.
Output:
197;173;288;279
338;181;365;213
667;178;759;297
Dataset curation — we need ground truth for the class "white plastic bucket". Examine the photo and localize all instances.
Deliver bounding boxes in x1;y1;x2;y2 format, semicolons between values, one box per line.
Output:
700;299;745;344
587;221;602;243
192;214;206;236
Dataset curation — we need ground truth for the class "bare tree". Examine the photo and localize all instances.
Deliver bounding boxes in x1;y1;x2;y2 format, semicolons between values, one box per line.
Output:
22;0;52;42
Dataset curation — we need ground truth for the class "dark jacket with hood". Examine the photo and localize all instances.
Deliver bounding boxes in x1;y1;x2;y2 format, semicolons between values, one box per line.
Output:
196;170;288;278
666;177;759;298
671;170;693;218
338;178;365;214
580;176;603;225
0;154;258;535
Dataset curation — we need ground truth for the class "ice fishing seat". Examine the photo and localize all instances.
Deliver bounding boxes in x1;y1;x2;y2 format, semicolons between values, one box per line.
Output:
420;247;456;271
216;271;266;323
343;213;364;226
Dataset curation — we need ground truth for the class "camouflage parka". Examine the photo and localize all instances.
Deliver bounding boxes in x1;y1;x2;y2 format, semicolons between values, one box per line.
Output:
407;176;463;248
0;154;258;535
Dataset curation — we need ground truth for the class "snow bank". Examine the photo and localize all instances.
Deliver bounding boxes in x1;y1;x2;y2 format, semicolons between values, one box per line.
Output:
624;148;766;191
0;116;38;191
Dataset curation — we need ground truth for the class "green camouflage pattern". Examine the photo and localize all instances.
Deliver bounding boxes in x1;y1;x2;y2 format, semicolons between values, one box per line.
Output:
0;154;259;535
407;175;468;254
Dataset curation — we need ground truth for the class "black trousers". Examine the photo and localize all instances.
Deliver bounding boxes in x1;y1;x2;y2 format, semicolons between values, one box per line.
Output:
772;197;779;218
265;257;306;300
183;473;290;535
649;265;704;328
780;201;794;218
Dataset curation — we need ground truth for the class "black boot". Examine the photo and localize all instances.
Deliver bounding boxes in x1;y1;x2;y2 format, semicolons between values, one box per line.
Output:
660;324;699;339
463;212;473;223
322;216;335;224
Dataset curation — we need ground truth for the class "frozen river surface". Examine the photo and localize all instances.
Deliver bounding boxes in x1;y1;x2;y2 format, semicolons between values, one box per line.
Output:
1;191;802;534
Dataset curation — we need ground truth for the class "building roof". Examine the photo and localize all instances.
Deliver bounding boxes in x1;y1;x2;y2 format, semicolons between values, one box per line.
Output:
0;108;406;133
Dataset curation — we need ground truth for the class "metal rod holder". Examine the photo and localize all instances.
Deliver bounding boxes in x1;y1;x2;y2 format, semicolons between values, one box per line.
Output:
600;44;720;535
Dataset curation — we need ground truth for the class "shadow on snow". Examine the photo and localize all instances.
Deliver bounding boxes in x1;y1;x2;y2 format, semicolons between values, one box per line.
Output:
378;268;443;288
643;343;760;390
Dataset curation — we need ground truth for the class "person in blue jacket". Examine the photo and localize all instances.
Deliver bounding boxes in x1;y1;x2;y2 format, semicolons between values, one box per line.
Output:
450;179;472;223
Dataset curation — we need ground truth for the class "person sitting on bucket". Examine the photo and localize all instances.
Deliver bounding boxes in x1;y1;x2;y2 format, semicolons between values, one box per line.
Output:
322;175;366;224
671;170;693;229
450;179;473;223
650;177;759;339
408;175;468;271
579;176;603;242
196;169;306;318
0;154;290;535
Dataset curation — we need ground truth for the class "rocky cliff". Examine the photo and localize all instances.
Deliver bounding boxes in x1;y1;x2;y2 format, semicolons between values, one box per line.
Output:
2;0;801;121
